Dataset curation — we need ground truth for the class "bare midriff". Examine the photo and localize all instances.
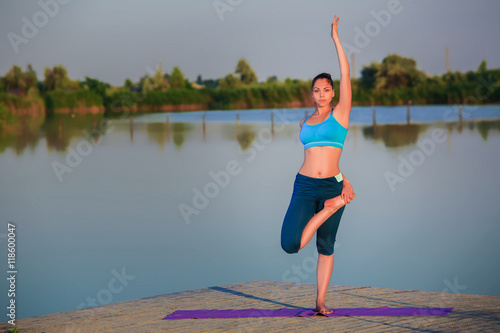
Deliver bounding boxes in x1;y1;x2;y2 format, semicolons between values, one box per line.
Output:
298;146;342;178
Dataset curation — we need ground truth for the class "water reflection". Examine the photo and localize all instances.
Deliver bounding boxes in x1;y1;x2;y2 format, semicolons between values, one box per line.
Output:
476;120;500;140
1;108;500;156
363;124;426;148
144;121;191;150
2;106;500;319
146;123;168;149
221;123;258;151
0;117;43;155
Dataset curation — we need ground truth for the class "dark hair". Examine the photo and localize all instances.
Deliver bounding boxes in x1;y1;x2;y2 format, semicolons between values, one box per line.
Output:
311;73;333;91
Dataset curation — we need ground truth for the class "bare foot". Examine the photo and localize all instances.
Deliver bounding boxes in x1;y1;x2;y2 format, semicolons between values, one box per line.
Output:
324;195;346;212
315;301;333;315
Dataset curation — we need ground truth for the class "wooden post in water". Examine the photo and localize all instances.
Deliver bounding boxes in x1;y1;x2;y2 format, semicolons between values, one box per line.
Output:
202;114;206;142
166;116;171;143
236;114;240;141
271;112;275;139
445;46;450;73
372;105;377;126
458;105;463;133
407;100;412;125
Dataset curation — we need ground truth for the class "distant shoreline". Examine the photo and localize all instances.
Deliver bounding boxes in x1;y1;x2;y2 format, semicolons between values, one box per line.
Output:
5;100;500;119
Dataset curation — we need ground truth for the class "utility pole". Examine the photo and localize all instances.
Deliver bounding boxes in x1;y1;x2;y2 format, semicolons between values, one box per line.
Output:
445;46;450;73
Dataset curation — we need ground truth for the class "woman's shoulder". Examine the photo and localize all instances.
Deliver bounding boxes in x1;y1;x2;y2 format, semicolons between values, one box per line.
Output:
332;105;350;128
299;115;308;128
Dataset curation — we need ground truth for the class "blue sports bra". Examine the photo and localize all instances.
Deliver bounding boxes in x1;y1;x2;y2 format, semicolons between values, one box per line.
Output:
299;109;348;150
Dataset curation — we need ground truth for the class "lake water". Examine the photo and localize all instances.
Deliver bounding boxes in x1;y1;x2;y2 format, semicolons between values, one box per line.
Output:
1;105;500;319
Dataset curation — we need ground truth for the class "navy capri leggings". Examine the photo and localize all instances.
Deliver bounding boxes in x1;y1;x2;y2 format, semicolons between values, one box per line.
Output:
281;172;345;256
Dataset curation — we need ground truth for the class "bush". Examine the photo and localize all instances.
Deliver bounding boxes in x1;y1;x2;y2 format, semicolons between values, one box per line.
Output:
0;102;10;120
47;89;103;109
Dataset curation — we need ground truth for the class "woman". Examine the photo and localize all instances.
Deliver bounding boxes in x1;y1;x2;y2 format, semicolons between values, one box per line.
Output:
281;15;356;315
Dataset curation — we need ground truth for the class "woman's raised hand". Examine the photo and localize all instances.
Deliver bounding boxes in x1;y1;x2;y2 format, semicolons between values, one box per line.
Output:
331;15;340;41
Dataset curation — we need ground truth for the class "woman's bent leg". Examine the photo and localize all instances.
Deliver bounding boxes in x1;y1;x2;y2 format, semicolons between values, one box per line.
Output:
299;196;345;250
316;204;345;256
281;194;316;254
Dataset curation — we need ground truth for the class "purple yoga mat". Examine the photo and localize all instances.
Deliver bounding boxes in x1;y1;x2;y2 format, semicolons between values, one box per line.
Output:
164;307;454;320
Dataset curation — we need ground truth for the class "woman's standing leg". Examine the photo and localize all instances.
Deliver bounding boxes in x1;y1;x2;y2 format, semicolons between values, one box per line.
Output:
315;204;345;313
316;253;334;313
314;177;346;314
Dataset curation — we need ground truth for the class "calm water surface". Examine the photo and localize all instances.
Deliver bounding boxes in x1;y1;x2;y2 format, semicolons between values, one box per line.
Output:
1;105;500;319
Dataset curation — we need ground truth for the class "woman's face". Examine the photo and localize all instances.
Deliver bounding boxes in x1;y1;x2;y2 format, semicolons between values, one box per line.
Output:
312;78;334;107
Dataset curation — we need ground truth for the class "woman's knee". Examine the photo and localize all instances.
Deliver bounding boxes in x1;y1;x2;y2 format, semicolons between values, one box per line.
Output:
317;245;334;256
281;237;300;254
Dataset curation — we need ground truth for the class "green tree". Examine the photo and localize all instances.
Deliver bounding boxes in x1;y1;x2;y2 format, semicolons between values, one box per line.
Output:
170;66;185;89
44;65;71;91
124;78;133;89
360;62;380;90
81;76;110;97
374;54;425;91
142;62;169;92
138;74;148;88
24;64;38;90
152;62;168;90
142;76;155;92
266;76;278;84
477;60;487;73
201;78;218;89
235;58;257;85
5;65;26;91
218;73;241;88
442;71;466;83
25;86;43;106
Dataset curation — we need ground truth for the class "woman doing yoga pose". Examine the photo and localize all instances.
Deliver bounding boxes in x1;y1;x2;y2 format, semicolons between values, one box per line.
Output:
281;15;356;315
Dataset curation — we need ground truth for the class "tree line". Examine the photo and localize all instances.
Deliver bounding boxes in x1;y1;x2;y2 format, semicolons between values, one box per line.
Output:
1;55;499;121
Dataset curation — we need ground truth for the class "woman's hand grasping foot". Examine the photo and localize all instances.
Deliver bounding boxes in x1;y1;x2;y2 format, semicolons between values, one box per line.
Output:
341;182;356;204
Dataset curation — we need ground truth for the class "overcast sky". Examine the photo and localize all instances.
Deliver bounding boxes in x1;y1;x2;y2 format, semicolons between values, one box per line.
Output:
1;0;499;86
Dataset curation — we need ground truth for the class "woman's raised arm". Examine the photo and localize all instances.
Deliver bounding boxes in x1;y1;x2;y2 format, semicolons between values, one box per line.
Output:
331;16;352;121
